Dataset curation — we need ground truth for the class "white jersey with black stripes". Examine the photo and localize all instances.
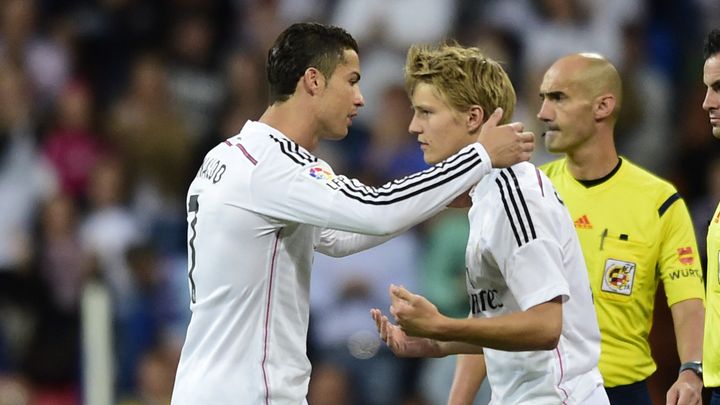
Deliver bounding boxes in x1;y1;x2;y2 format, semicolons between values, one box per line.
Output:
171;120;493;405
464;162;605;405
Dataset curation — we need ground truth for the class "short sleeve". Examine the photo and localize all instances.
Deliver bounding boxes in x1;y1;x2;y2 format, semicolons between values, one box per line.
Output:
657;194;705;306
504;238;570;311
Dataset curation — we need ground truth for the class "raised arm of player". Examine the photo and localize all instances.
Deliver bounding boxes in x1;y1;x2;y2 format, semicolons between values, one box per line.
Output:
251;110;533;236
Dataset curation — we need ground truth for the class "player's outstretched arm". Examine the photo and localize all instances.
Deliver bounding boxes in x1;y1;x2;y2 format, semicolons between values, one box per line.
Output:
477;107;534;168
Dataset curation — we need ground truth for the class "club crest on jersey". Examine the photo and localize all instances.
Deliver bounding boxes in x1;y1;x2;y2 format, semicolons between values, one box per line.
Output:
601;259;636;295
308;166;334;182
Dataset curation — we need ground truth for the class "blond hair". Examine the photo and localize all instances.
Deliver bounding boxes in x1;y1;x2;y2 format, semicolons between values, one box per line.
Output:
404;43;516;124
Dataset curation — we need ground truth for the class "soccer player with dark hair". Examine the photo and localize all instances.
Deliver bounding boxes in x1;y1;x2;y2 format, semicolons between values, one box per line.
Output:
170;22;534;405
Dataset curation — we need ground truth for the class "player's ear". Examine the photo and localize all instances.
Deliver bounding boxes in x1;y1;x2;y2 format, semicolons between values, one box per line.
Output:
467;105;484;134
301;67;325;96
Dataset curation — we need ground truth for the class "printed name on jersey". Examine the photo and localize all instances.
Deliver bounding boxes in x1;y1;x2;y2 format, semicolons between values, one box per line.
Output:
469;289;504;314
676;246;695;265
495;168;537;247
308;166;334;182
601;259;636;295
196;157;226;184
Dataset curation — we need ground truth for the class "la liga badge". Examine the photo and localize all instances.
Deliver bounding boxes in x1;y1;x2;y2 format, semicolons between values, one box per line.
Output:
308;166;334;182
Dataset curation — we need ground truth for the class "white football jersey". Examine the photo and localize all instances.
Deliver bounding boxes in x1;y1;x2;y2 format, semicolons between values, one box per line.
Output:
465;162;605;405
171;121;493;405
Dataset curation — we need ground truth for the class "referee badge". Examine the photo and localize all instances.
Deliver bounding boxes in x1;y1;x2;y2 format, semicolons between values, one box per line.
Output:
601;259;636;295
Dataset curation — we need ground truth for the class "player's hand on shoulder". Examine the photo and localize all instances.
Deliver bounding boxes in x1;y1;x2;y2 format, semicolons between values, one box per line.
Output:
478;107;534;168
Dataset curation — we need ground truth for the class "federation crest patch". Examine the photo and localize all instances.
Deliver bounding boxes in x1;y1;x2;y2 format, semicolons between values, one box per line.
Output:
601;259;636;295
308;166;334;182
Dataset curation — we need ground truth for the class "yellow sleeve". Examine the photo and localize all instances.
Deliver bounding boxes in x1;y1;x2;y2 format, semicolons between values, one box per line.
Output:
657;193;705;306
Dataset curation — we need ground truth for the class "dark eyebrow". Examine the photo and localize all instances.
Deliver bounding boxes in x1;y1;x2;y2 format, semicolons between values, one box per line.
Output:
540;91;565;99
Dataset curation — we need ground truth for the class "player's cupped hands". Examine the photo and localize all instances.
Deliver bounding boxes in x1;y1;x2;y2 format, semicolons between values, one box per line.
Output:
478;107;534;168
370;308;442;358
388;284;447;340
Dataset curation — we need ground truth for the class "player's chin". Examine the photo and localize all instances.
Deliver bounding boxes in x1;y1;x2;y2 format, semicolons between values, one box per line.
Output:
422;151;440;165
327;128;349;141
712;125;720;139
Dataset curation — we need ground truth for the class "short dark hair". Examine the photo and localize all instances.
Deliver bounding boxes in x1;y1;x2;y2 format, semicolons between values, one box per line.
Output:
266;22;359;104
704;29;720;60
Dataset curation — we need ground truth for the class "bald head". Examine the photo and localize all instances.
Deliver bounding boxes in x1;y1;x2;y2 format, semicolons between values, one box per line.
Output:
538;53;623;155
545;53;622;119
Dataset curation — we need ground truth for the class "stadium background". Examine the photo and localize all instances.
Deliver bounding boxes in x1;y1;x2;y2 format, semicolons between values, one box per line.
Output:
0;0;717;404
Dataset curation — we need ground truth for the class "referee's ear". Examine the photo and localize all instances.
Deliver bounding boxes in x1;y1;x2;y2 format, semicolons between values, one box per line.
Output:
593;93;616;121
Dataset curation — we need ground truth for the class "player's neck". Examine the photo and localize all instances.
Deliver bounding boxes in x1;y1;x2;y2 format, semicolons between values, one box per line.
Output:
565;132;619;181
259;100;319;151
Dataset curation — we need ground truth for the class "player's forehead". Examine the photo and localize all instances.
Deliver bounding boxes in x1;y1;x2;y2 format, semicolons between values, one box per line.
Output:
704;55;720;86
411;82;444;106
333;49;360;78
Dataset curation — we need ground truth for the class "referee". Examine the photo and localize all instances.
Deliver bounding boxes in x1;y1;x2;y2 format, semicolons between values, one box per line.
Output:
701;28;720;405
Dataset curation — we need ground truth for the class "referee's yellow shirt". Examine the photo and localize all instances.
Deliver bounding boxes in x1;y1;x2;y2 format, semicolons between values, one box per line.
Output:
541;158;705;387
705;202;720;388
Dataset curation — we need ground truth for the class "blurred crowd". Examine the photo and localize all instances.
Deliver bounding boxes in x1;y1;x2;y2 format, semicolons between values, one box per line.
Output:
0;0;718;404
